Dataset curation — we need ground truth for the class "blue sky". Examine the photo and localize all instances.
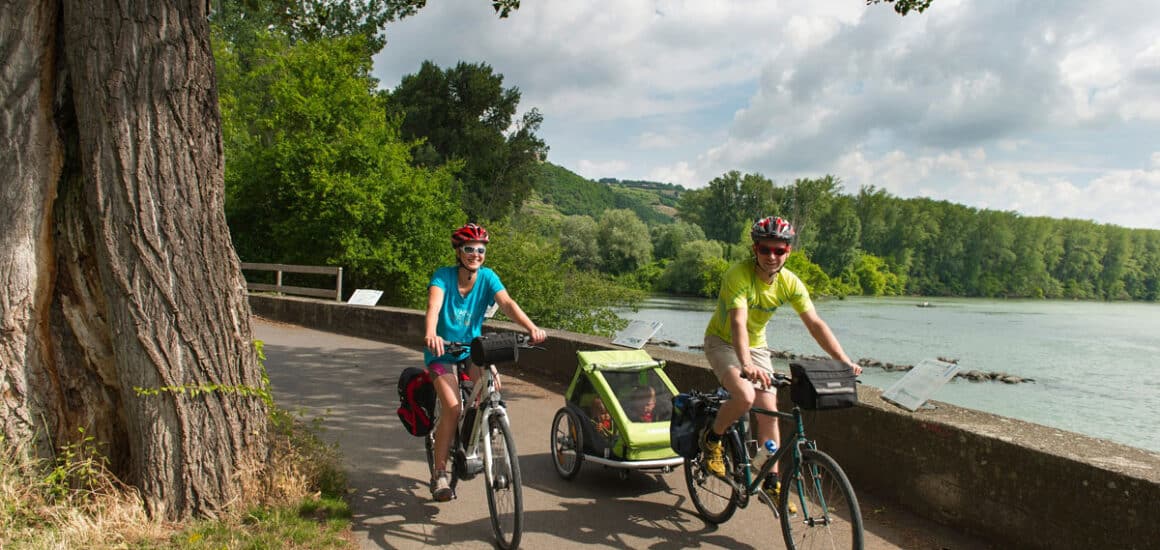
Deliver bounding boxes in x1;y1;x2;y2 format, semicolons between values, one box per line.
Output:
372;0;1160;230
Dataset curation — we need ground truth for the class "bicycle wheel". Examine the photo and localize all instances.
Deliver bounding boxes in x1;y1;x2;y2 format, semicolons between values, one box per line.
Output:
550;408;584;480
780;448;864;550
485;412;523;550
683;437;739;524
425;432;459;494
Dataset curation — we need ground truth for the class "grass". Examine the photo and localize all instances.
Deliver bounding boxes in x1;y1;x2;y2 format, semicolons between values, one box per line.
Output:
0;407;355;550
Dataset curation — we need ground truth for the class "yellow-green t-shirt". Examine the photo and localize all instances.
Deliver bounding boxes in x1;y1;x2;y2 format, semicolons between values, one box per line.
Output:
704;261;814;348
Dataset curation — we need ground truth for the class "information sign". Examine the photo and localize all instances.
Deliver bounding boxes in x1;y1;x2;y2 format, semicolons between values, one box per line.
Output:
881;358;961;411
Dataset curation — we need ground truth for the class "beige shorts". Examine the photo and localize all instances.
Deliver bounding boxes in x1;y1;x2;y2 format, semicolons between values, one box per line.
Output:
703;334;776;393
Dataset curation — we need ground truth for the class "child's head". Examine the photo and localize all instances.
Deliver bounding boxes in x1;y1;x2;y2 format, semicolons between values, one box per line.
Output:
592;396;609;417
631;386;657;415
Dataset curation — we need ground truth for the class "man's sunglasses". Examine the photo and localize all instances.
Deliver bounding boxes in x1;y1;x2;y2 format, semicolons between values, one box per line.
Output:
756;244;790;256
460;245;487;255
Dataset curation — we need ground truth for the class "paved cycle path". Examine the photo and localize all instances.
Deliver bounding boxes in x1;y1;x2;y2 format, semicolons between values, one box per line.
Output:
255;318;995;549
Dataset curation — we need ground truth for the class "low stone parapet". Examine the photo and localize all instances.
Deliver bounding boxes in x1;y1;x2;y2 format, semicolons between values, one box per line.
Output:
249;294;1160;550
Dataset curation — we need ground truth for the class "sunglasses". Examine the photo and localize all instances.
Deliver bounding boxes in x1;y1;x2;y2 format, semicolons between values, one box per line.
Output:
756;244;790;256
460;245;487;255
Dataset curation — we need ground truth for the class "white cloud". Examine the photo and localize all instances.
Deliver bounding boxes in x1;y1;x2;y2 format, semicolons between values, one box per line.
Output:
373;0;1160;229
575;159;630;180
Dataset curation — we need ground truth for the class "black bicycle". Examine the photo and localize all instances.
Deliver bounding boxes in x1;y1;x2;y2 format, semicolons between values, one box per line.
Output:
684;373;864;550
424;333;542;550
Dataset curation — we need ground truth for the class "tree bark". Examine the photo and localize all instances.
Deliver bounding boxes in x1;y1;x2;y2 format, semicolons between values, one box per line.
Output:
1;0;268;520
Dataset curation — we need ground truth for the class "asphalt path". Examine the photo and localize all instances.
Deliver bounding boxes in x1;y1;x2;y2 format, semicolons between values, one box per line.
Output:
255;318;994;550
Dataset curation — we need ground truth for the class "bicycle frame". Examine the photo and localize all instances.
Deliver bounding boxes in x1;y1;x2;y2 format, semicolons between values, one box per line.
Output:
724;404;833;523
452;361;509;477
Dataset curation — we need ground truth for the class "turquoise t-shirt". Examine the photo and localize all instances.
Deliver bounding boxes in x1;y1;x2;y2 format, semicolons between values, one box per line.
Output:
424;266;505;365
704;260;813;349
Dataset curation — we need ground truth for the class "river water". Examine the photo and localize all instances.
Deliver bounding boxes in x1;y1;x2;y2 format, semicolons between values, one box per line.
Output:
618;295;1160;453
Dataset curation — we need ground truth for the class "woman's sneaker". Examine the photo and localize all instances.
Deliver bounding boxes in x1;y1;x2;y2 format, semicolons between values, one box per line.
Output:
431;471;453;502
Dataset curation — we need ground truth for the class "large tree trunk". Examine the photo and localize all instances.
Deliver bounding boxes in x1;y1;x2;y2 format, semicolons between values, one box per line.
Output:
1;0;268;521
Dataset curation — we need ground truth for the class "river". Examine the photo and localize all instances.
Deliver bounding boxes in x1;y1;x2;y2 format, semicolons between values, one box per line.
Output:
618;295;1160;453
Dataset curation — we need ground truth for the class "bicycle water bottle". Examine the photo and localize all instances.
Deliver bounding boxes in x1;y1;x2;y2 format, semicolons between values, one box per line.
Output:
760;439;778;469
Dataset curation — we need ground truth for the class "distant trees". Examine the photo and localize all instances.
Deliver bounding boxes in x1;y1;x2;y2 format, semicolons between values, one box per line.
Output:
671;170;1160;301
597;209;653;274
677;171;775;242
388;61;548;222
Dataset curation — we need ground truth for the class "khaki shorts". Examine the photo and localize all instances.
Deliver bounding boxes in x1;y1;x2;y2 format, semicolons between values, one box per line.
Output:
703;334;776;393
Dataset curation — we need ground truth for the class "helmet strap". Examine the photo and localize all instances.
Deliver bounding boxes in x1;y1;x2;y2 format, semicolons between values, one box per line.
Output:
754;257;779;282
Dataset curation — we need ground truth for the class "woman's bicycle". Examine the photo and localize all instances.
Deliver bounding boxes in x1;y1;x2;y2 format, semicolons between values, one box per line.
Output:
683;373;864;550
424;332;542;550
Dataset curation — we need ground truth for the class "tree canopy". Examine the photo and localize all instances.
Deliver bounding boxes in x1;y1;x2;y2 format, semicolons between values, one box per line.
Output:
388;60;548;222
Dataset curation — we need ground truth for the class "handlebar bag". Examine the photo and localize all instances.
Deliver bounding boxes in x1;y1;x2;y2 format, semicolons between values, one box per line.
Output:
471;332;520;365
789;359;858;410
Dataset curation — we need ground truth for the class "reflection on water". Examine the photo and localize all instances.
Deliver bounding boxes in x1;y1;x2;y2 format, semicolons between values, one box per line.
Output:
619;294;1160;452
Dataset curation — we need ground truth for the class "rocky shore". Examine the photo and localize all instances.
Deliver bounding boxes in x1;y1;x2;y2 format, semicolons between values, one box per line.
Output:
664;339;1033;384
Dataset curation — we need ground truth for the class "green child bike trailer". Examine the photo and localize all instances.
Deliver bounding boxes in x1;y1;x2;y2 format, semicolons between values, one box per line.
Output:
549;348;685;481
789;359;858;410
396;366;437;437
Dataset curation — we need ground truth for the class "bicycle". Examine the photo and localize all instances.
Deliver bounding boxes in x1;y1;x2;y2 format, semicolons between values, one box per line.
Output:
424;332;542;550
683;373;864;550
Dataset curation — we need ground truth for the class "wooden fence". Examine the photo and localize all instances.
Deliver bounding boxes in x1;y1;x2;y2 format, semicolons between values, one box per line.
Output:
240;262;342;301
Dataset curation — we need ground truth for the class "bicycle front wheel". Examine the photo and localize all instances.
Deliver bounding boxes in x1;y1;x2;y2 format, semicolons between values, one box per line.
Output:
484;412;523;550
683;436;739;524
780;448;864;550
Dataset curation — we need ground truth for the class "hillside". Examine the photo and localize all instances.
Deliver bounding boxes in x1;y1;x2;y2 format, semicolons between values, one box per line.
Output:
534;163;684;224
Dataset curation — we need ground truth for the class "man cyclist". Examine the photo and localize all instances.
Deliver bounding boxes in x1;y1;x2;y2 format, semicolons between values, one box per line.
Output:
424;223;547;502
700;216;861;499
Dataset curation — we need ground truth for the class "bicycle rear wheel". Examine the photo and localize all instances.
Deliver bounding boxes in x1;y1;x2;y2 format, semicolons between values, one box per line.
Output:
683;436;739;524
485;412;523;550
780;448;863;550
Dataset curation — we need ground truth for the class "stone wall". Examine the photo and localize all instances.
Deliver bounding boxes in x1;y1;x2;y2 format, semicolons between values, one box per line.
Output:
250;294;1160;549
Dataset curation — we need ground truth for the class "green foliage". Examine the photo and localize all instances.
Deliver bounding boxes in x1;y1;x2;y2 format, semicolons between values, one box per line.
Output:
658;240;729;297
388;61;547;221
536;163;675;224
677;171;775;243
211;0;522;55
868;0;935;16
216;30;459;307
558;215;601;271
42;428;108;506
597;209;653;275
652;221;707;260
483;222;642;336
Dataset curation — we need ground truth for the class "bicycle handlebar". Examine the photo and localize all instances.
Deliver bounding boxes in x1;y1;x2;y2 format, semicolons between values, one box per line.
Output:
442;332;545;364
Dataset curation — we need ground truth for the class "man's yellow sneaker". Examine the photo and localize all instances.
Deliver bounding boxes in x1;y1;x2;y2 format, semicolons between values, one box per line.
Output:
764;476;797;514
699;430;726;477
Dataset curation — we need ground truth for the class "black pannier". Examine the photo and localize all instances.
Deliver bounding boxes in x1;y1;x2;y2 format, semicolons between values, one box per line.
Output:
789;359;858;410
669;390;721;458
471;332;520;365
396;367;436;436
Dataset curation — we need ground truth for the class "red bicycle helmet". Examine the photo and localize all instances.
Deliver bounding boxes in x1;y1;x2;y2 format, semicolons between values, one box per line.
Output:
451;223;490;248
750;216;795;242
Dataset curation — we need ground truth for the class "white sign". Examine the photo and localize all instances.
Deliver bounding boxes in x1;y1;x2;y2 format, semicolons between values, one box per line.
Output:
485;302;499;319
346;289;383;307
612;320;663;349
881;358;961;412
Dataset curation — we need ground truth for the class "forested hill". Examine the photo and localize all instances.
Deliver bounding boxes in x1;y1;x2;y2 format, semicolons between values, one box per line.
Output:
534;163;682;224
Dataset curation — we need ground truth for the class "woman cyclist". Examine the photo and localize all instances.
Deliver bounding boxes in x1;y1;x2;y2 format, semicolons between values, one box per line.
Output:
424;223;547;502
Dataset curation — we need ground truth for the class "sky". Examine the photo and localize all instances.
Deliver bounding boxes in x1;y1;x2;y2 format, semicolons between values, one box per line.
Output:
371;0;1160;230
